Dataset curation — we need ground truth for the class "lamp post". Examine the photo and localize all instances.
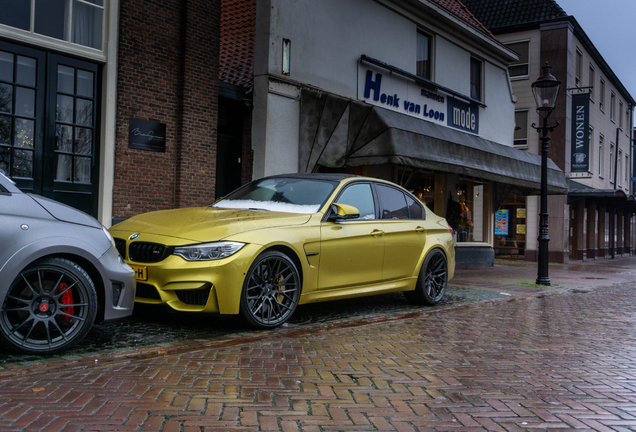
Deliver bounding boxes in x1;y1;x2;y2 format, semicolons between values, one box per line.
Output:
531;62;561;286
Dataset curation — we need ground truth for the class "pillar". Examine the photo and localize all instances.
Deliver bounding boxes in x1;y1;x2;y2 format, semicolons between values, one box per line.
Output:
597;207;607;258
586;203;597;259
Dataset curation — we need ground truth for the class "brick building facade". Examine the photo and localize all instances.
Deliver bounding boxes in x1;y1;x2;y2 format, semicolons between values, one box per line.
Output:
113;0;221;221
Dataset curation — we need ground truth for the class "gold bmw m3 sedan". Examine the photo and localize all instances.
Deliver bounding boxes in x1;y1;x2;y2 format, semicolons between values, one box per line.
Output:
110;174;455;329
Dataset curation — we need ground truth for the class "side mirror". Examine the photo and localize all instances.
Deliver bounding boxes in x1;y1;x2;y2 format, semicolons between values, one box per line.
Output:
329;203;360;221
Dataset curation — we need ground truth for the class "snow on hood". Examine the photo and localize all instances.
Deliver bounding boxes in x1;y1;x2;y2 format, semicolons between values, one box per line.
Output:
213;199;321;214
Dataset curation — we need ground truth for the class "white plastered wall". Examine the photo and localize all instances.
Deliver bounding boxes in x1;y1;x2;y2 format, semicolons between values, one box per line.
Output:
252;0;518;178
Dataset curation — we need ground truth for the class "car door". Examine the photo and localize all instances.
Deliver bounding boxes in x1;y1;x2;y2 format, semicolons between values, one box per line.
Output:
318;182;384;290
375;183;428;281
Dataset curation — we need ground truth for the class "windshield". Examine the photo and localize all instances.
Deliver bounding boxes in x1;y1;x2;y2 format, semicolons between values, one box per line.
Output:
213;177;339;214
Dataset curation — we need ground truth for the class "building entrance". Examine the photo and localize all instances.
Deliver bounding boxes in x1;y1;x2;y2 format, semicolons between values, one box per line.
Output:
0;40;100;216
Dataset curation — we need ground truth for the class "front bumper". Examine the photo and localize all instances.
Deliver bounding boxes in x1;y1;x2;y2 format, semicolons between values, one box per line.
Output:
125;243;262;315
95;245;136;322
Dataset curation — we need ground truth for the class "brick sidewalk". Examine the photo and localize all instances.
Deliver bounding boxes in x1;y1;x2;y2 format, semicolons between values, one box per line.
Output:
0;257;634;430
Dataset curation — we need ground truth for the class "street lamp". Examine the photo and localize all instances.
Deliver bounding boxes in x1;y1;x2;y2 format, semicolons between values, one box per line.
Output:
531;62;561;286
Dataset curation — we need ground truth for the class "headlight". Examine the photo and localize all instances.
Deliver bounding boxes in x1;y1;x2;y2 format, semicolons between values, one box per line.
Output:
173;241;245;261
102;225;116;248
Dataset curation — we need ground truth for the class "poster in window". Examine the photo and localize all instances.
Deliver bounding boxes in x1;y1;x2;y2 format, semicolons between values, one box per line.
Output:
516;224;526;234
495;209;509;235
517;208;526;218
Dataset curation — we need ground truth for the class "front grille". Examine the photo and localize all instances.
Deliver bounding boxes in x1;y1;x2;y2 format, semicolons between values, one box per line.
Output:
175;286;211;306
136;283;161;300
114;238;126;259
129;242;173;263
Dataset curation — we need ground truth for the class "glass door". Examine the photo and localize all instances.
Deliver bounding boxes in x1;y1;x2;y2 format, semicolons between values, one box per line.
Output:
43;54;100;216
0;42;46;194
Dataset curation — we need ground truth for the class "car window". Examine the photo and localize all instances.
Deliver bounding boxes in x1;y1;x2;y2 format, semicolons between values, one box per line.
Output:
214;177;338;214
406;194;424;220
335;183;376;220
376;184;409;220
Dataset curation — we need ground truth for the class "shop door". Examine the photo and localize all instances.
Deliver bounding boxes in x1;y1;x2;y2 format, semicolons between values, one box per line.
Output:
0;41;99;216
215;133;242;199
43;55;99;216
0;42;46;194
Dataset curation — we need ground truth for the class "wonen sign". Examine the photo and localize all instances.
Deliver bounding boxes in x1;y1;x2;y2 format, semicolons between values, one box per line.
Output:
570;93;590;172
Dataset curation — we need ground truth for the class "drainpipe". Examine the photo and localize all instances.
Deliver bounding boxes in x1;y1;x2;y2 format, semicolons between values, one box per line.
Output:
610;128;620;259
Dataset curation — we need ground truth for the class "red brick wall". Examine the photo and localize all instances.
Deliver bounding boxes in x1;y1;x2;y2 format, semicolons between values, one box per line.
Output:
113;0;220;220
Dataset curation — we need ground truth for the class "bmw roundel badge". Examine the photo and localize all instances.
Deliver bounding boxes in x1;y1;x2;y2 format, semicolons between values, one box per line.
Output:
129;233;140;240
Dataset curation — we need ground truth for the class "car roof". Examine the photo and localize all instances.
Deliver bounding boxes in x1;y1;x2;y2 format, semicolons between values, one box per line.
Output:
264;173;359;181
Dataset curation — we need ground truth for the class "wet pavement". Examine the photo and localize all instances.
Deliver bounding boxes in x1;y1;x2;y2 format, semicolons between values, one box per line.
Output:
1;257;635;369
0;257;634;430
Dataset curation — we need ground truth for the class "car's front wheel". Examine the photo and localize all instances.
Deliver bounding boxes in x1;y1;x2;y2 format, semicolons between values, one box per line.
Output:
240;251;301;329
404;248;447;305
0;257;98;355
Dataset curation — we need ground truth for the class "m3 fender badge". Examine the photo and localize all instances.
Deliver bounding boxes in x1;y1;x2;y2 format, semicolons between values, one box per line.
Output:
129;233;140;240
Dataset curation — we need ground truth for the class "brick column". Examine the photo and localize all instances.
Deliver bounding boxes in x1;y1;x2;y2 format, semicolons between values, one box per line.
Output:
113;0;220;220
586;203;597;259
623;213;631;256
597;207;607;258
174;0;220;208
573;200;586;260
616;212;624;255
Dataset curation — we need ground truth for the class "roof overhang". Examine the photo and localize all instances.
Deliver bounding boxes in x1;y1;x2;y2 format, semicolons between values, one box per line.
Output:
299;90;568;195
567;181;636;212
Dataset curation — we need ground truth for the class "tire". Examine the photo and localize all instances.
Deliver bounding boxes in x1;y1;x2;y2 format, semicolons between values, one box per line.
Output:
404;249;447;306
240;251;301;329
0;257;98;355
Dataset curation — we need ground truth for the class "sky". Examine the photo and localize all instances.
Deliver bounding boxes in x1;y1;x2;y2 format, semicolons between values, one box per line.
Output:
555;0;636;124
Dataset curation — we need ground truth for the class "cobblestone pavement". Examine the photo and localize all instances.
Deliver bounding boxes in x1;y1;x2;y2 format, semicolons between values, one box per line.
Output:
0;286;508;369
0;259;634;430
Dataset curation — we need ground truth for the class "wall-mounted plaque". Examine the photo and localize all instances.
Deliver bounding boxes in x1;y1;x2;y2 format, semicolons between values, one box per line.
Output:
128;118;166;152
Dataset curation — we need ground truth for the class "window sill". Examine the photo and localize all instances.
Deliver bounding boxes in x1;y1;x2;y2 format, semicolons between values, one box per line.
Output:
510;76;530;81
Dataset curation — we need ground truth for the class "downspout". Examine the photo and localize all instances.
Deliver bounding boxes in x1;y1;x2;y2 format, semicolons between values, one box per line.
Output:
611;128;619;259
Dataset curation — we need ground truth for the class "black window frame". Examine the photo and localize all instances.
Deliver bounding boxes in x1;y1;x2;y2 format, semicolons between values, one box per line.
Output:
416;30;433;80
505;41;529;78
470;57;482;101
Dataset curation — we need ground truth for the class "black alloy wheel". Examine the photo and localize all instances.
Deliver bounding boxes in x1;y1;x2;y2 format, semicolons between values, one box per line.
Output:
0;257;98;354
240;251;301;329
404;248;447;305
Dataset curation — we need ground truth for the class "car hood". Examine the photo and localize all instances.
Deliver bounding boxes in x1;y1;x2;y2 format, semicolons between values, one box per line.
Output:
110;207;313;243
28;194;102;229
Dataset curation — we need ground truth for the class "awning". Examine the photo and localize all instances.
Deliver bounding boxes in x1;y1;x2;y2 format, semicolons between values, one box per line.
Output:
568;180;636;212
299;90;568;195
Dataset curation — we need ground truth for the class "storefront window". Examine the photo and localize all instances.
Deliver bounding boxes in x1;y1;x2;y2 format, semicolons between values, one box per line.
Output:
410;176;435;212
446;181;489;244
495;193;526;257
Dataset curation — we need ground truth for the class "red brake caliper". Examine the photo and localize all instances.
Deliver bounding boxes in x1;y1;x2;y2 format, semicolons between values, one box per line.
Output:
60;283;74;322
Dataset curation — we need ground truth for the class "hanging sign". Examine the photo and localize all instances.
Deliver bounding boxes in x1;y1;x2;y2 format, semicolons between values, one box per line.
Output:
570;93;590;172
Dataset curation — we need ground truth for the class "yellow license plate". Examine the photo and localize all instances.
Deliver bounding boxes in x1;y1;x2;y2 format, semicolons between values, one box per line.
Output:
131;265;147;281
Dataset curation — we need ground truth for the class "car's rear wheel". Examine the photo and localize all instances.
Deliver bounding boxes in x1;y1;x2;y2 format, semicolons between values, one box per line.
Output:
240;251;301;329
404;249;447;305
0;257;98;355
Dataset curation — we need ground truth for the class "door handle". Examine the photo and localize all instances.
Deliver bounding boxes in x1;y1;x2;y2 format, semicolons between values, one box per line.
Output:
415;226;426;233
370;229;384;237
